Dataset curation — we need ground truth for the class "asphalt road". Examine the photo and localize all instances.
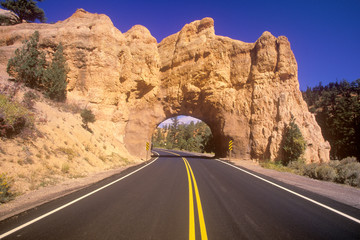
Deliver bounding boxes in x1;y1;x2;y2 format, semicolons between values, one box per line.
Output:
0;149;359;239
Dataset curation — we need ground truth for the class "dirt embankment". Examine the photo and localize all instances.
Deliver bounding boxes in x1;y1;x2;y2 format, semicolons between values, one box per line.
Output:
0;75;139;218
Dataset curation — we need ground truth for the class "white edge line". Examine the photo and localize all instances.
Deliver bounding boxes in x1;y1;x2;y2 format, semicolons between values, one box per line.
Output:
0;153;159;239
215;159;360;225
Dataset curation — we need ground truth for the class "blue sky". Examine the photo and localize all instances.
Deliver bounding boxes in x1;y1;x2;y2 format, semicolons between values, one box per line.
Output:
159;116;201;127
31;0;359;90
24;0;358;126
3;0;357;91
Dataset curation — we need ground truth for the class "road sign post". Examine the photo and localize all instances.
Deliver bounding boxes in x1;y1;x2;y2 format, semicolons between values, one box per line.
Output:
146;142;150;160
229;140;233;161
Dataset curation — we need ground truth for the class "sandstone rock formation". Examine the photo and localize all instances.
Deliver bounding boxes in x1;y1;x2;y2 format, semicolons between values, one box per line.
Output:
0;9;19;25
0;9;330;162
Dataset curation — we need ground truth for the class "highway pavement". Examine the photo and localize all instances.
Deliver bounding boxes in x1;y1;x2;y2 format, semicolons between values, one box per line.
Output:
0;148;359;239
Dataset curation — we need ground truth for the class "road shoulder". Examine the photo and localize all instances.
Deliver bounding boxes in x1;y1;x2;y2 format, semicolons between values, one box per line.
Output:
0;164;138;221
224;158;360;210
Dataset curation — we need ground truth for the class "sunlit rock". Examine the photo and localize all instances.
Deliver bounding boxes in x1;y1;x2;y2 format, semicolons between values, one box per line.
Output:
0;9;330;162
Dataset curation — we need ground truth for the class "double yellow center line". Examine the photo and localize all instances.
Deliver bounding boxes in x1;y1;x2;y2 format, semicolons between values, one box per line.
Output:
160;150;208;240
183;157;208;240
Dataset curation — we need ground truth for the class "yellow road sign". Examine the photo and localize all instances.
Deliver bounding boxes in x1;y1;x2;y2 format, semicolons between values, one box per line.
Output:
146;142;150;151
229;140;233;151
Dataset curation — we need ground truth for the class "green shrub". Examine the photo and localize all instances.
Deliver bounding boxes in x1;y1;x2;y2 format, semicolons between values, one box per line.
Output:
0;173;14;203
61;163;70;174
287;160;306;174
22;91;39;109
260;160;293;173
0;94;33;125
0;94;34;137
282;115;307;166
328;160;341;169
315;164;337;182
336;161;360;187
339;156;357;165
81;108;95;132
7;31;68;102
302;163;318;179
56;147;77;161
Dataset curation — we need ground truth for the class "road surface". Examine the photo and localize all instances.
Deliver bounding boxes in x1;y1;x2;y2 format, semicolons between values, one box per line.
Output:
0;149;359;239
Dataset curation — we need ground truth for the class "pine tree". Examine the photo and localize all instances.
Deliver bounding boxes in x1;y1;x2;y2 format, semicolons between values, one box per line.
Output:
0;0;46;23
282;115;307;165
42;43;68;101
302;79;360;160
7;31;46;88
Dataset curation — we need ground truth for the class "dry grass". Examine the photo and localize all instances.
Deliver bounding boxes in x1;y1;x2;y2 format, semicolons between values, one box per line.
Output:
0;77;136;200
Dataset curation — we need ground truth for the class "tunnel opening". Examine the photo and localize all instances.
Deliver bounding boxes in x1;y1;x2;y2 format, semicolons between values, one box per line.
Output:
124;103;248;160
151;115;215;156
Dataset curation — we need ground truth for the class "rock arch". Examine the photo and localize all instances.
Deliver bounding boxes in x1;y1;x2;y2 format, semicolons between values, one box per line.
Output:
120;16;330;162
0;9;330;162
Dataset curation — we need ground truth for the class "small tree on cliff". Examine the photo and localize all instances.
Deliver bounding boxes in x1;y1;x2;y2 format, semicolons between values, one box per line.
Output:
42;43;68;101
7;31;68;102
81;108;95;133
0;0;46;23
282;115;307;165
7;31;46;88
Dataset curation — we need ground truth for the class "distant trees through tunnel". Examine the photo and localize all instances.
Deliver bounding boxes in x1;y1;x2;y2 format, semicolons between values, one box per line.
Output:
152;115;215;154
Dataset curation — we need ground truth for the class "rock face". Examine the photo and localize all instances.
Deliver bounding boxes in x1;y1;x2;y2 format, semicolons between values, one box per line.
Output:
0;9;330;162
0;9;19;25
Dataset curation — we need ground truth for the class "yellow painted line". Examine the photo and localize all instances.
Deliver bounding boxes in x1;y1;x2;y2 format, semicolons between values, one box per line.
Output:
186;159;208;240
184;157;196;240
158;149;208;239
183;157;208;240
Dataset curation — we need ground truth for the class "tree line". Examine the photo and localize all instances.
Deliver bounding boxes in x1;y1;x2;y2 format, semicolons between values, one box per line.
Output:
302;79;360;161
152;117;215;154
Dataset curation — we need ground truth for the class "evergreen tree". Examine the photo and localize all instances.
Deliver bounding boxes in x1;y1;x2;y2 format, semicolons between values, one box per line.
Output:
302;79;360;160
184;121;195;141
171;116;179;130
282;115;307;165
153;128;165;148
7;31;46;88
7;31;68;102
0;0;46;23
152;117;215;153
42;43;68;101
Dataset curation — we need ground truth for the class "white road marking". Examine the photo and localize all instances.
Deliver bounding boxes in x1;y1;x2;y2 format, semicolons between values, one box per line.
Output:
216;159;360;224
0;154;159;239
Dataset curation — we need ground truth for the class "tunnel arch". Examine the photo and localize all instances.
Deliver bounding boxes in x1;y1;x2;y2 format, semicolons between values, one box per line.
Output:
82;15;328;163
123;100;251;160
119;20;330;163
